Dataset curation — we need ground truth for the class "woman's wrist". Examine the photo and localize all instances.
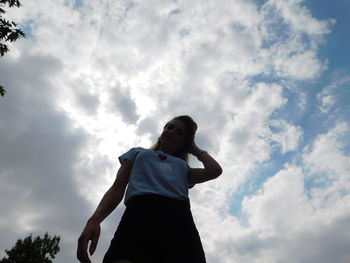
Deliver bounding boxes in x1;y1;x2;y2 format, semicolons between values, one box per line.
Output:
194;148;207;160
189;143;208;160
88;215;102;224
191;146;201;156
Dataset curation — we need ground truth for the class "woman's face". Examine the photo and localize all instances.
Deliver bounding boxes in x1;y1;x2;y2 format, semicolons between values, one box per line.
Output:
159;119;187;154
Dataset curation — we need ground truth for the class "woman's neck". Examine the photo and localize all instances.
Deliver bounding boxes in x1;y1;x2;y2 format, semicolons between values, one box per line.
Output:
158;145;177;156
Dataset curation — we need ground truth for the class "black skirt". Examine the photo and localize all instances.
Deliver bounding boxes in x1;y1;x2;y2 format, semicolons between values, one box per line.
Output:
103;194;206;263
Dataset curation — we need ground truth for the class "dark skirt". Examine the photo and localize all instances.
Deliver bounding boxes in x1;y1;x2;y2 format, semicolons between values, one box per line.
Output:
103;194;206;263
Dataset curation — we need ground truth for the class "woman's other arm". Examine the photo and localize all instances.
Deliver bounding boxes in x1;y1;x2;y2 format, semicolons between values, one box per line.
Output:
77;160;133;263
88;159;133;223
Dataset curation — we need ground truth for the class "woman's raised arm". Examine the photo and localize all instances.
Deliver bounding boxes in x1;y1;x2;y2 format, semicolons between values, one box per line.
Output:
187;142;223;184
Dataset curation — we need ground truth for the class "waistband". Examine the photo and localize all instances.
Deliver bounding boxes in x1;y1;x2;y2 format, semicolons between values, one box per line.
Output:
126;193;191;209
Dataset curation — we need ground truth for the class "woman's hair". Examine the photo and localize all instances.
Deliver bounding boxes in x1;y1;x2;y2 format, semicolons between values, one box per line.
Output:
150;115;198;162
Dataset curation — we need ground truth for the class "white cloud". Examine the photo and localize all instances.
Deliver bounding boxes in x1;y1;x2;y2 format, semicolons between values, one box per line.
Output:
259;0;332;80
268;119;303;153
243;165;311;235
297;91;307;111
303;122;350;210
268;0;335;36
275;50;326;79
317;76;350;113
1;0;346;262
0;51;95;261
319;94;336;113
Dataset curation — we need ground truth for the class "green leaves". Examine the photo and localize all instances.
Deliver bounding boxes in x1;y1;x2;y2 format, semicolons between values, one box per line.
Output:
0;0;25;98
0;85;6;96
0;232;61;263
0;43;8;56
0;17;26;57
0;0;22;8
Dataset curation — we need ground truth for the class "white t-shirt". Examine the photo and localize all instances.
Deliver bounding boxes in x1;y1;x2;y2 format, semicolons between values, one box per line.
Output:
118;147;194;205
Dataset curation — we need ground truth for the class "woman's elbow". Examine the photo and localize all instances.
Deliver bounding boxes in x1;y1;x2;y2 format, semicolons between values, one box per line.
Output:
218;166;223;176
211;167;223;179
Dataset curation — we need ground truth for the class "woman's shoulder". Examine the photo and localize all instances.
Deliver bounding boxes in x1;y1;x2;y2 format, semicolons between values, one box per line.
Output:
130;146;146;151
128;146;153;155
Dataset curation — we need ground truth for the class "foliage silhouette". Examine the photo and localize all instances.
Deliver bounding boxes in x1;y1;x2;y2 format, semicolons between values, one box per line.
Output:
0;232;60;263
1;0;26;97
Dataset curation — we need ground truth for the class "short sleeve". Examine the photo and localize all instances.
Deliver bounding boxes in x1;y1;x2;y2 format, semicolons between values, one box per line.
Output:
118;147;143;164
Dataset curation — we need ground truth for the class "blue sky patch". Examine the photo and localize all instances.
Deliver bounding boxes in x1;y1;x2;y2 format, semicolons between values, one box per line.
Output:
74;0;83;9
20;19;35;39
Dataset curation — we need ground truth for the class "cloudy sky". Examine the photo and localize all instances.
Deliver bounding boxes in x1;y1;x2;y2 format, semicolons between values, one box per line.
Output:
1;0;350;262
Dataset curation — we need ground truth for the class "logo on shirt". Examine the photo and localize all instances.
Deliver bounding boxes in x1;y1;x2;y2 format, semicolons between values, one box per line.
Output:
159;163;173;172
159;154;167;161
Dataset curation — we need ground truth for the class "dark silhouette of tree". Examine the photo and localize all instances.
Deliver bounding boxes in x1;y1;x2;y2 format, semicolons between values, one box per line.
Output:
1;0;26;97
0;232;60;263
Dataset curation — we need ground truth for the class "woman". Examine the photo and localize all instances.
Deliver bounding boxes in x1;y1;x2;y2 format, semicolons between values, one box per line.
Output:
77;115;222;263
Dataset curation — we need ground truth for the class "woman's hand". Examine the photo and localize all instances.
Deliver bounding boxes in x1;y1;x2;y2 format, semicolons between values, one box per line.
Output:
188;141;201;156
77;219;101;263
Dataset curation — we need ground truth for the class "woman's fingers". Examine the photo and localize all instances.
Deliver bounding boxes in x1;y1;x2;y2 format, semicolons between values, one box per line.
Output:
77;222;101;262
89;225;101;255
189;141;199;154
77;233;91;263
